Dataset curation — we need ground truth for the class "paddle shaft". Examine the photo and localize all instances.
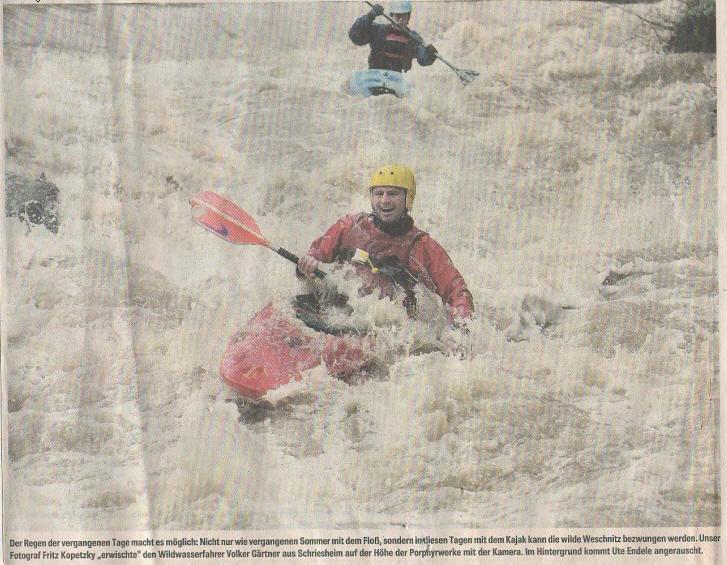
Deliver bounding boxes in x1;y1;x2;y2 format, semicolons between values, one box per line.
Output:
275;246;326;279
363;1;473;78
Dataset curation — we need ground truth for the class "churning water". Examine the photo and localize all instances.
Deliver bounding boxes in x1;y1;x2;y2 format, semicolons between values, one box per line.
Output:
3;1;718;530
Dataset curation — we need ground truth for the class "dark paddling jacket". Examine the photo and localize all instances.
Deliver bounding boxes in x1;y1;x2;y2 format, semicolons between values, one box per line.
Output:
349;14;436;73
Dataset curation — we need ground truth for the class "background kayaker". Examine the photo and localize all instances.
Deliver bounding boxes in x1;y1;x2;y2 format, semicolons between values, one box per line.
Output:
349;1;438;74
297;164;474;323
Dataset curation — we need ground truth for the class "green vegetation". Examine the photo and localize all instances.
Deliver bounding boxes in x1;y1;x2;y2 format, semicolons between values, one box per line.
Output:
602;0;715;54
665;0;716;53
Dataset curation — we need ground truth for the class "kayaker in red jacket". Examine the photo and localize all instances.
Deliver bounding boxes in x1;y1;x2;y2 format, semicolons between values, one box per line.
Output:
298;164;474;321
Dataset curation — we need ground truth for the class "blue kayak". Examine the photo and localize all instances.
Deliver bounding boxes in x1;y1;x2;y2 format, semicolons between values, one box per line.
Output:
350;70;411;98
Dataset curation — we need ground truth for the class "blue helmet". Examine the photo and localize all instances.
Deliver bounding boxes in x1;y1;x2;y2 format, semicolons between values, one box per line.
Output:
389;0;412;14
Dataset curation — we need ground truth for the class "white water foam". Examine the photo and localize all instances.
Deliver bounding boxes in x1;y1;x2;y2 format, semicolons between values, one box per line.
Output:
3;1;718;530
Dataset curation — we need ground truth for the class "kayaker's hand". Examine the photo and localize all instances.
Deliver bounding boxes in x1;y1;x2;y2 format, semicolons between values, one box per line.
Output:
444;318;471;358
425;44;438;58
367;3;384;19
298;254;320;278
450;318;470;335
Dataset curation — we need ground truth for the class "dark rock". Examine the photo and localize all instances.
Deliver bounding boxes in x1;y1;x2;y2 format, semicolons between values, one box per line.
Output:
5;172;60;233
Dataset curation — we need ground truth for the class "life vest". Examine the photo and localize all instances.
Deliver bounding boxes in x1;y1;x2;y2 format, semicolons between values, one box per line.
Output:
333;214;428;314
370;27;414;72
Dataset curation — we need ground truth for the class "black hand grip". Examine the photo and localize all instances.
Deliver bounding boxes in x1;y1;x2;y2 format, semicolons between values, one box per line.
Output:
277;247;325;279
364;0;415;40
276;247;300;264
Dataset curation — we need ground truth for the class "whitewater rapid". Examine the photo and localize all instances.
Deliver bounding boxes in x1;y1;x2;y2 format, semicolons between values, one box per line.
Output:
3;1;718;531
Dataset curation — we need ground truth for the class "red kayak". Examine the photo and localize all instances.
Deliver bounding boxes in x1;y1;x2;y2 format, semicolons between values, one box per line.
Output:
220;302;372;401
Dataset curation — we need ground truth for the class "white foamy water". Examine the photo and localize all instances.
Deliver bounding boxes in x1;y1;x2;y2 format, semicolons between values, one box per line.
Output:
3;1;718;530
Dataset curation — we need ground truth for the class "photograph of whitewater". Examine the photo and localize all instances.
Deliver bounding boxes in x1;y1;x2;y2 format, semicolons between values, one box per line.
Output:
3;0;718;533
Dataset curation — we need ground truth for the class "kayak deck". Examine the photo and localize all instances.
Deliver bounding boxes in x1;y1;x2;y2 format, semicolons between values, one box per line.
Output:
350;69;411;98
220;302;371;401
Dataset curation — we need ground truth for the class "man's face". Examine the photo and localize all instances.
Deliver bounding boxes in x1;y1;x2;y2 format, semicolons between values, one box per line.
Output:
391;12;411;27
371;186;407;224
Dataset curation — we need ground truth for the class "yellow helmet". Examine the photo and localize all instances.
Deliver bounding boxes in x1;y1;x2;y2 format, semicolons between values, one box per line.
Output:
368;164;416;210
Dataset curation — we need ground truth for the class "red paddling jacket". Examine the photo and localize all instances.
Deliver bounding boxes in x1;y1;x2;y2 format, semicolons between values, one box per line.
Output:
306;213;474;319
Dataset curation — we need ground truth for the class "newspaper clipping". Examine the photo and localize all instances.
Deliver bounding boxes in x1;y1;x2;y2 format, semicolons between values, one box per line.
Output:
2;0;722;563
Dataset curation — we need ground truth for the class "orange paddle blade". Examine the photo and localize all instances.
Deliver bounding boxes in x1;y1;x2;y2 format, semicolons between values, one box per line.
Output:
190;191;269;246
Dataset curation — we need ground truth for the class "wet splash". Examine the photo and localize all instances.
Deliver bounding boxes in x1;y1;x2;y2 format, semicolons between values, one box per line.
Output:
3;1;717;530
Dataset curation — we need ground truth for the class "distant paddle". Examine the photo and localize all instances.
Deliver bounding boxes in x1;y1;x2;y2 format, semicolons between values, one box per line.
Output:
364;1;479;86
190;191;325;278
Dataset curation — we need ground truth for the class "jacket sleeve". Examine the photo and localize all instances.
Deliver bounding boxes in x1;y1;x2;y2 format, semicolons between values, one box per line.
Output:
412;235;474;319
410;31;436;66
306;215;357;263
349;14;378;46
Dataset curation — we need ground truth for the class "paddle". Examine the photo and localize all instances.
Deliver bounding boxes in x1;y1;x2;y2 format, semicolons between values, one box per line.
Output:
364;1;479;86
189;191;326;279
